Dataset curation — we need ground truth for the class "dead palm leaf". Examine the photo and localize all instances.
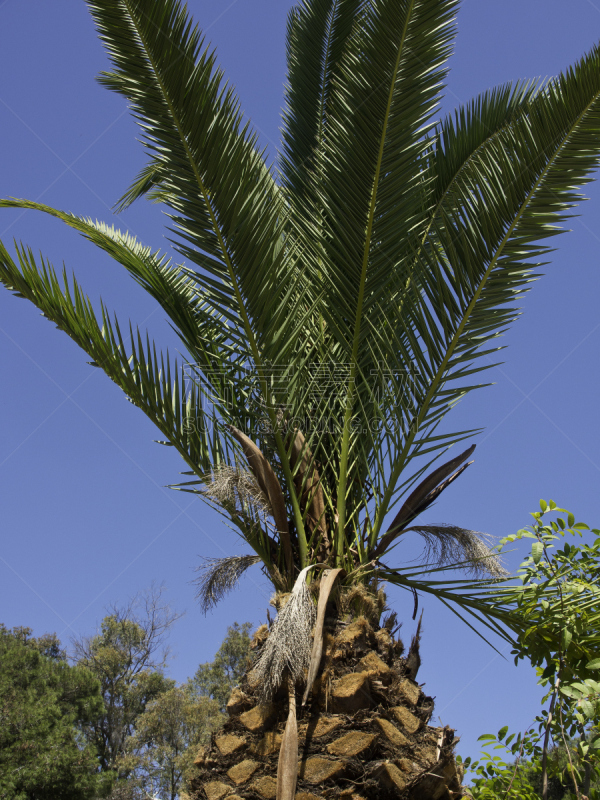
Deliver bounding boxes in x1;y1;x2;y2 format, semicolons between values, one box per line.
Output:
194;555;261;614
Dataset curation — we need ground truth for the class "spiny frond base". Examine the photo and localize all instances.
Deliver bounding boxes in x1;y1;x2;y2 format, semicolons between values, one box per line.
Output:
190;615;465;800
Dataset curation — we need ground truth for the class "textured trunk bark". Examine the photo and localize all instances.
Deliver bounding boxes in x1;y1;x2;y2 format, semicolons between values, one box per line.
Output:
191;612;465;800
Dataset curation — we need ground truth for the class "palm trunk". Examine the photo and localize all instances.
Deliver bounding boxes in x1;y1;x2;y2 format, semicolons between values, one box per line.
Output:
191;610;465;800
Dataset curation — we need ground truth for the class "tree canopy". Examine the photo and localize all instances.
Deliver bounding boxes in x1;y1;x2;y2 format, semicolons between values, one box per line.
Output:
0;625;110;800
191;622;252;711
0;605;246;800
72;588;179;781
122;686;222;800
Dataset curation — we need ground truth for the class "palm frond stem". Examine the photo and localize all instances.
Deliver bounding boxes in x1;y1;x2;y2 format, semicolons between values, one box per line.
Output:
336;1;416;562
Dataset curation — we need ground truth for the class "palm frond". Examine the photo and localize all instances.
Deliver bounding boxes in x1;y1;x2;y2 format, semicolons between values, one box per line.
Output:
113;161;168;212
251;567;316;700
194;555;261;614
403;525;507;579
87;0;329;547
371;40;600;540
202;467;270;518
280;0;363;208
302;0;459;554
0;240;282;572
378;564;519;649
0;240;216;470
87;0;316;368
0;200;280;444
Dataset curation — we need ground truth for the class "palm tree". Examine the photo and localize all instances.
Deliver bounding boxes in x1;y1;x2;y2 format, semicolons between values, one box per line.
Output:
2;1;600;797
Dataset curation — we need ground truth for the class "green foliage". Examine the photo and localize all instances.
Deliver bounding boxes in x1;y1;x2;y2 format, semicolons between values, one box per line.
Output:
465;734;600;800
72;590;179;782
463;503;600;799
191;622;253;712
0;625;111;800
121;687;223;800
506;501;600;671
0;611;250;800
517;739;600;800
461;730;541;800
112;622;250;799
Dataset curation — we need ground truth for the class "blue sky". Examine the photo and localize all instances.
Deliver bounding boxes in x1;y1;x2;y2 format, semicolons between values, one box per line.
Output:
1;0;600;762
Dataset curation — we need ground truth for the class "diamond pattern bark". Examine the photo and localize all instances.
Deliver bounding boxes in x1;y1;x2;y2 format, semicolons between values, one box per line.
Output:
190;615;465;800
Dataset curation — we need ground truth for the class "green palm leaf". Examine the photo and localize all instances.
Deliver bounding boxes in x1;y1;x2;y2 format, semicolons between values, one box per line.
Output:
0;239;285;575
369;43;600;545
281;0;363;209
88;0;330;556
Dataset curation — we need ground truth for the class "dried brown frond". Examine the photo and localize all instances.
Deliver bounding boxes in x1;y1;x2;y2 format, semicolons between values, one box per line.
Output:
376;586;387;616
302;568;343;705
288;429;328;544
227;427;293;574
203;466;271;517
382;610;398;632
194;554;261;613
251;623;269;651
372;446;476;559
251;567;316;700
407;525;508;578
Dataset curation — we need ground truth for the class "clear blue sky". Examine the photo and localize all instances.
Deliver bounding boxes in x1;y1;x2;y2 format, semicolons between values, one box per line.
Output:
1;0;600;762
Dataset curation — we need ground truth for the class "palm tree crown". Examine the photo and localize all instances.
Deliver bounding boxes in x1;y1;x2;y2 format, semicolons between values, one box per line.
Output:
2;0;600;641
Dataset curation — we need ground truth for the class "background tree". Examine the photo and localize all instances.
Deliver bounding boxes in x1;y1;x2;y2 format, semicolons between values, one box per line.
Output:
505;740;600;800
0;625;111;800
114;621;250;799
121;686;223;800
190;622;252;712
0;614;244;800
72;588;180;788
